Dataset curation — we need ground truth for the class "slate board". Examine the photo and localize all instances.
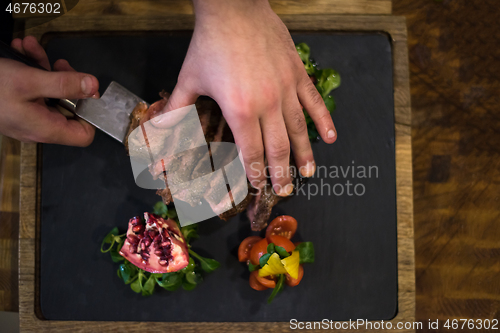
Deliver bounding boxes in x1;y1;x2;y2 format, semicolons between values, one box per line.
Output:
41;33;397;322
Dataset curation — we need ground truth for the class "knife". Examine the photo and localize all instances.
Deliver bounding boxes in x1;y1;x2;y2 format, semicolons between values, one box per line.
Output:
0;40;146;144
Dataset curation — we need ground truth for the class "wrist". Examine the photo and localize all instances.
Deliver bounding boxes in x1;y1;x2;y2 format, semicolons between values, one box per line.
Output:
193;0;270;21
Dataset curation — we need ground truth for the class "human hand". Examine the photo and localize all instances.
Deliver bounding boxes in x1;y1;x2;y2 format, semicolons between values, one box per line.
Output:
0;36;99;146
153;0;337;196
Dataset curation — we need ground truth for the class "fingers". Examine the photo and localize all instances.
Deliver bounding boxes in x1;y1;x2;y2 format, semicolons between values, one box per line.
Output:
261;108;293;196
151;83;199;128
53;59;100;98
53;59;73;71
229;117;267;190
282;95;316;177
22;36;51;70
22;104;95;146
11;38;25;54
23;67;99;100
297;75;337;144
8;37;99;100
4;37;96;147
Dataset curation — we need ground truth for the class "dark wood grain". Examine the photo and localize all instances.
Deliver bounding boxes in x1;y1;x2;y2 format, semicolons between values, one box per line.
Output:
0;136;20;312
393;0;500;331
18;14;414;332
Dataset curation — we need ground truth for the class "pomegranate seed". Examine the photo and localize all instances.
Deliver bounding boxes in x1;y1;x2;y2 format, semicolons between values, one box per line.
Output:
132;225;143;234
143;237;152;247
154;249;163;256
129;244;137;254
141;242;146;251
149;230;159;238
127;235;139;244
159;260;168;266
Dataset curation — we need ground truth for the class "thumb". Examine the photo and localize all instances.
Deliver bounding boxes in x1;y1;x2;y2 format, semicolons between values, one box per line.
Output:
27;67;99;100
151;83;199;128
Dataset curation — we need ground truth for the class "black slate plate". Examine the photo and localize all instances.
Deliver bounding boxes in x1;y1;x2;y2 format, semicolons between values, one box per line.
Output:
41;33;397;322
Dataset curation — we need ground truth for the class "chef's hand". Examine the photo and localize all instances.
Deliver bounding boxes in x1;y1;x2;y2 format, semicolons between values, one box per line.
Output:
153;0;337;196
0;36;99;146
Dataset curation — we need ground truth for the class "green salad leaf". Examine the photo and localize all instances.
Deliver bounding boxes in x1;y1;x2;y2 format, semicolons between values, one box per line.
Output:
130;277;142;293
189;249;220;273
296;42;310;63
248;262;260;272
153;201;169;218
156;272;183;291
259;253;272;267
181;224;199;243
266;243;275;254
315;68;341;98
182;280;197;291
142;274;156;296
295;242;315;264
166;208;177;220
185;271;203;285
118;261;138;284
275;245;290;258
296;42;341;141
100;227;123;253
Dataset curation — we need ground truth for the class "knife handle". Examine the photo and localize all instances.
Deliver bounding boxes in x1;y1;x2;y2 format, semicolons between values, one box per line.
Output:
0;40;76;112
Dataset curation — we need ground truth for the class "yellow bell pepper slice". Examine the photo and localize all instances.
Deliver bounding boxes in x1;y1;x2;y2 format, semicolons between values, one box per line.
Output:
281;250;300;279
259;253;287;277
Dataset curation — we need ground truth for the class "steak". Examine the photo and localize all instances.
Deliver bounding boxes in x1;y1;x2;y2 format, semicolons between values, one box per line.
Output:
125;93;301;231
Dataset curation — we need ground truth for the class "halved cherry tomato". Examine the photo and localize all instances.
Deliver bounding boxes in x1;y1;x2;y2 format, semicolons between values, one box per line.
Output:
266;215;298;240
249;271;268;291
256;274;277;288
238;236;263;262
285;264;304;287
267;235;295;253
249;238;269;265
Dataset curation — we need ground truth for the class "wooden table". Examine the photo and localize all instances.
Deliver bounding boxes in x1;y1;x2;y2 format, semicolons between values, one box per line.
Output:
4;1;498;330
17;12;414;333
0;136;20;312
393;0;500;327
14;0;497;331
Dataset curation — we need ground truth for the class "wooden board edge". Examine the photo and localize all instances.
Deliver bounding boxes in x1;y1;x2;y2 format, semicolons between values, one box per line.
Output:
19;15;414;332
13;0;392;19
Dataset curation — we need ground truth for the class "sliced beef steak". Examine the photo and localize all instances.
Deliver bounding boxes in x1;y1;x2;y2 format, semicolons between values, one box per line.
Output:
125;93;300;231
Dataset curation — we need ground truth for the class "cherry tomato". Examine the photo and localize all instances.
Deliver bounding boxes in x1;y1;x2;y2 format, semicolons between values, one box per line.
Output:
249;271;268;291
249;238;269;265
285;265;304;287
238;236;263;262
266;215;298;240
267;235;295;253
256;274;277;288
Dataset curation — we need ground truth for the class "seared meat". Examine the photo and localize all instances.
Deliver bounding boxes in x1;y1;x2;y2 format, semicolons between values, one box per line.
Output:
246;184;282;231
125;93;299;231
